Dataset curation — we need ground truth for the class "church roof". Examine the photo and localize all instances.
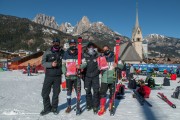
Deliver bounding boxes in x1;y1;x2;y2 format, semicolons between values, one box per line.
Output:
119;42;142;61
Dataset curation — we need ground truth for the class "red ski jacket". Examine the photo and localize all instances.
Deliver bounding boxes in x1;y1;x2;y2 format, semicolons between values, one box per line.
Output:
137;85;151;98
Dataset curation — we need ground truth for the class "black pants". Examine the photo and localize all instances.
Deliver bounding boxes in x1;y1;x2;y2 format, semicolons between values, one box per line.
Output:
126;71;130;79
129;73;134;79
84;75;100;108
100;83;114;99
41;75;61;111
66;79;78;106
66;79;78;95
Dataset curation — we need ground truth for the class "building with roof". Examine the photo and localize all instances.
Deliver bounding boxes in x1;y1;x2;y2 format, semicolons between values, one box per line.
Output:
132;1;143;60
117;1;143;64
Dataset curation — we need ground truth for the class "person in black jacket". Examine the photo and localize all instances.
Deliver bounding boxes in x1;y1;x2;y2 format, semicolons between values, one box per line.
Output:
80;42;100;114
40;38;64;116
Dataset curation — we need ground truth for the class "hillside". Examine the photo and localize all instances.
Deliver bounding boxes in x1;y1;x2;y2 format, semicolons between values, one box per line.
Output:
0;14;74;52
144;34;180;58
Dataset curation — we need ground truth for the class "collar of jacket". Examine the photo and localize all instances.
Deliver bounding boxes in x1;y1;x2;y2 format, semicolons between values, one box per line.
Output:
67;49;78;56
84;51;98;58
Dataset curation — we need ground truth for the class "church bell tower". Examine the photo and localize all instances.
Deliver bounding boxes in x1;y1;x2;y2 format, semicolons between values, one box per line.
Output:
132;0;143;59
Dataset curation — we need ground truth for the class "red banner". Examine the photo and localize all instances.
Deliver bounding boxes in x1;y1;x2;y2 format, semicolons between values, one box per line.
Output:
66;62;77;76
97;56;108;70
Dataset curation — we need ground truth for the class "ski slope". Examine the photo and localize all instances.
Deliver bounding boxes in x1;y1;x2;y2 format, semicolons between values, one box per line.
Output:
0;70;180;120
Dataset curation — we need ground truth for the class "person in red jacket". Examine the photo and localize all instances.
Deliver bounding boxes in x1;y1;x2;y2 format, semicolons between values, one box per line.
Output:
137;80;151;98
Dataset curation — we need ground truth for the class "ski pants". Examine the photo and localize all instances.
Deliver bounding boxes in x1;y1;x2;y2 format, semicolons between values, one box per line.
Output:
129;73;134;79
100;83;114;99
41;75;61;111
84;75;100;108
66;79;78;96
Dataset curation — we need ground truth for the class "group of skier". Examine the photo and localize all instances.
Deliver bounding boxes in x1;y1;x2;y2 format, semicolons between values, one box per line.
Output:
40;37;124;116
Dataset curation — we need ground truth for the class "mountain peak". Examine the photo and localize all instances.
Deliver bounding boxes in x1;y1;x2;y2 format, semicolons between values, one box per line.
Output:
58;16;118;37
81;16;90;23
147;34;167;40
73;16;91;35
33;14;58;29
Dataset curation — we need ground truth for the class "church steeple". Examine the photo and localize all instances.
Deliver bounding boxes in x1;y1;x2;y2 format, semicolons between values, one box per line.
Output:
132;0;143;59
135;1;139;29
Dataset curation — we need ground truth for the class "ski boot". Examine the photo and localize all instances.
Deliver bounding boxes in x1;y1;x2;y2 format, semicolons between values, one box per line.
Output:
98;98;106;116
51;108;59;115
40;109;51;116
93;107;98;114
86;105;92;111
65;106;71;113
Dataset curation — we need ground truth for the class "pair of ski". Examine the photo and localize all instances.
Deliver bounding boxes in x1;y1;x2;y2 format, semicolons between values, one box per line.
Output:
133;90;152;107
75;37;82;115
157;92;176;108
109;38;121;116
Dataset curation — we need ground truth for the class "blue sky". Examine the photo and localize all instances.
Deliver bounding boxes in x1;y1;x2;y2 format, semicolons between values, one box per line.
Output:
0;0;180;38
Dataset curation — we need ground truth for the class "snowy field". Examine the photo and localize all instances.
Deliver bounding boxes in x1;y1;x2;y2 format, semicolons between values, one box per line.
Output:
0;70;180;120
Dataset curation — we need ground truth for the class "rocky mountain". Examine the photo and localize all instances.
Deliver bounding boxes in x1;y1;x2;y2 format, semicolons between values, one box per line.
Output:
79;22;130;48
33;14;59;30
59;22;74;34
59;16;119;37
73;16;91;35
144;34;180;57
33;14;128;48
58;16;129;48
0;14;74;52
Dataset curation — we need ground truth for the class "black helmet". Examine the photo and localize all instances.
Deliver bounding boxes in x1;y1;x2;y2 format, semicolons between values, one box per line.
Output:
69;39;76;44
52;38;60;43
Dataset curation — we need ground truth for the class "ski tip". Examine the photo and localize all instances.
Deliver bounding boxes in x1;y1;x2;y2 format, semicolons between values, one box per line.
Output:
172;104;176;108
78;37;82;43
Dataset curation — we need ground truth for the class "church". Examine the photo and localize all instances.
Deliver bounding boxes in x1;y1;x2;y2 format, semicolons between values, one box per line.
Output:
120;1;144;64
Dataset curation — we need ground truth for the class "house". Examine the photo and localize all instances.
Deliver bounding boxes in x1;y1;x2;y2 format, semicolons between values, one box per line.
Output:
9;51;44;70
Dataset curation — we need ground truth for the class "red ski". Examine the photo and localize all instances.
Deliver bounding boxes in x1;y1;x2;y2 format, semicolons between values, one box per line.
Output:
110;37;121;116
157;92;176;108
76;37;82;115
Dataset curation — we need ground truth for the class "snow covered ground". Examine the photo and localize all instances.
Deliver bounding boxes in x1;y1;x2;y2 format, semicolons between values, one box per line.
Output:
0;70;180;120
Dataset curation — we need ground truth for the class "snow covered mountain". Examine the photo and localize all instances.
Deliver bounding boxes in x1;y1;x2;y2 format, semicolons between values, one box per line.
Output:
144;34;168;41
143;34;180;57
